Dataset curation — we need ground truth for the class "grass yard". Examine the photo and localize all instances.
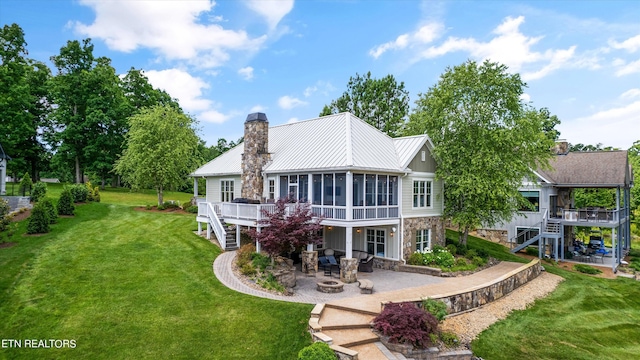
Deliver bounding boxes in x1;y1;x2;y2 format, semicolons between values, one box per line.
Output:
0;193;312;359
448;231;640;360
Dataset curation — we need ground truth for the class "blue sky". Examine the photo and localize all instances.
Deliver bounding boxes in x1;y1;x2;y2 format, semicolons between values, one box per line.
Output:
2;0;639;149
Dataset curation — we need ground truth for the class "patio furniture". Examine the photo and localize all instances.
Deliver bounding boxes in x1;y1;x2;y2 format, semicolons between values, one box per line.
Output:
358;279;374;294
353;250;374;272
318;256;339;277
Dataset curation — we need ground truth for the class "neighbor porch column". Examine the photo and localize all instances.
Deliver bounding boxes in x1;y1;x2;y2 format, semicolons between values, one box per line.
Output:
256;227;261;253
236;224;241;249
0;158;6;195
193;177;198;198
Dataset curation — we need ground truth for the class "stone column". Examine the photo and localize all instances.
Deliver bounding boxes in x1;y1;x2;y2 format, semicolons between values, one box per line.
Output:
340;258;358;283
301;250;318;276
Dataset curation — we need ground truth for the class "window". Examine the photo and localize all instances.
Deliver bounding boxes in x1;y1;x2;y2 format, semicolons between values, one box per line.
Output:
220;180;234;202
416;229;431;252
323;174;334;205
312;174;322;205
519;191;540;212
366;228;386;257
377;175;388;205
353;174;364;206
365;174;376;206
299;175;308;202
421;150;426;162
335;173;346;206
268;179;275;200
516;227;540;245
388;176;398;205
412;180;432;208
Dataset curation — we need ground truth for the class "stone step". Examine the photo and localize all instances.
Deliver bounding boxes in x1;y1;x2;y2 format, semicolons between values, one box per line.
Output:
318;306;374;330
324;303;380;317
349;343;389;360
322;328;378;348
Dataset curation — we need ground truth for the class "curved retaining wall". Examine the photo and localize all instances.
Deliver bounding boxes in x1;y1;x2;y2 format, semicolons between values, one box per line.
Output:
384;259;542;315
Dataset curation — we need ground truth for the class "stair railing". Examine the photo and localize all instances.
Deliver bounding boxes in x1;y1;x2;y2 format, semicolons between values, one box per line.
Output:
207;202;227;249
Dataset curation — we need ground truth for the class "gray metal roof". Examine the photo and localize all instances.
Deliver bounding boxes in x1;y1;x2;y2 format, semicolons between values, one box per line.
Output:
536;151;632;188
191;113;429;177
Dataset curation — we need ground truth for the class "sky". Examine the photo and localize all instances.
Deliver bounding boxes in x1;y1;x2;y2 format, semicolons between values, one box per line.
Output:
2;0;639;149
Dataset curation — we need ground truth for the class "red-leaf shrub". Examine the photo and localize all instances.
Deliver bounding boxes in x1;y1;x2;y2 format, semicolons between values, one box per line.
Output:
248;198;323;259
373;302;439;348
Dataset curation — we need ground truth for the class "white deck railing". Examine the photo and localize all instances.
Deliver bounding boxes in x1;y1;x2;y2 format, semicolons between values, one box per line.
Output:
198;202;226;247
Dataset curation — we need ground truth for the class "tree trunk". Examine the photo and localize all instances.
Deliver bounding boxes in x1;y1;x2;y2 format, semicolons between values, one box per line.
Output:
461;226;470;245
157;184;163;206
75;156;81;184
101;176;105;190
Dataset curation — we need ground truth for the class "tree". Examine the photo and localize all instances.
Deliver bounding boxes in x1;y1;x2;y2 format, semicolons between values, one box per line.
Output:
249;198;323;260
0;24;52;180
114;104;200;205
405;60;555;244
320;72;409;137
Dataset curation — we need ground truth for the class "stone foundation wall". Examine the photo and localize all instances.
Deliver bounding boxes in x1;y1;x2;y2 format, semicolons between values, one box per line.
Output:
403;216;445;261
383;259;542;315
474;229;508;245
340;258;358;283
301;250;318;275
380;336;472;360
373;257;401;271
398;264;442;276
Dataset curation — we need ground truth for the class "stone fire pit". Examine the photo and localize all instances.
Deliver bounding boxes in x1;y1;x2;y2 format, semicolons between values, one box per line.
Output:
316;280;344;293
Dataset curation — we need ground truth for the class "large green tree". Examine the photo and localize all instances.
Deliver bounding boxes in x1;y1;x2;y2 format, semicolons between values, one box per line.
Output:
114;105;200;205
405;60;555;243
0;24;52;180
320;72;409;137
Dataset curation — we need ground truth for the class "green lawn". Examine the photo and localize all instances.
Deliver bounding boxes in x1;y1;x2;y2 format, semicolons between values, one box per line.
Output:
0;195;312;359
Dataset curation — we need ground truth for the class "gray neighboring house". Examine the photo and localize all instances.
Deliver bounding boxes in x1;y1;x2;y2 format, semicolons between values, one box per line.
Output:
0;142;10;196
478;144;634;272
190;112;445;279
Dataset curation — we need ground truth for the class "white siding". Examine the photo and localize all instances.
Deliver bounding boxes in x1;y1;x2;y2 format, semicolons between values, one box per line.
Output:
206;176;241;203
401;175;443;217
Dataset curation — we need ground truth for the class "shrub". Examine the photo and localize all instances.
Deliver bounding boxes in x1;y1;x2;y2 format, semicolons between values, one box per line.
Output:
298;342;336;360
0;199;10;232
373;302;438;348
422;298;448;322
525;247;539;256
446;244;457;256
408;252;423;265
31;182;47;202
163;201;180;209
440;331;459;348
40;198;58;224
574;264;602;275
27;202;50;234
18;172;32;196
257;273;285;292
57;187;75;216
240;263;257;276
456;243;468;257
156;204;166;211
145;204;153;210
236;244;256;268
186;205;198;213
91;186;101;202
465;249;478;260
472;256;486;267
70;184;89;203
251;252;271;272
475;248;489;259
455;257;468;267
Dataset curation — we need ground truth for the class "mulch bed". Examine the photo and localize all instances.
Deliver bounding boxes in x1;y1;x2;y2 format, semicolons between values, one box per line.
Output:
10;209;31;222
0;242;17;249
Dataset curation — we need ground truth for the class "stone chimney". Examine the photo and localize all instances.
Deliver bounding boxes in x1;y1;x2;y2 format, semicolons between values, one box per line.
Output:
553;140;569;155
241;113;270;201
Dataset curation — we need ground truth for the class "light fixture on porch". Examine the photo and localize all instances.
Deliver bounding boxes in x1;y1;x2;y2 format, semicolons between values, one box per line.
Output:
356;228;361;233
327;226;333;231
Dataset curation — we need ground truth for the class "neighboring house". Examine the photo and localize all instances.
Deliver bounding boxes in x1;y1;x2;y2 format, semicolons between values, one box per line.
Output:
190;112;445;276
478;144;633;272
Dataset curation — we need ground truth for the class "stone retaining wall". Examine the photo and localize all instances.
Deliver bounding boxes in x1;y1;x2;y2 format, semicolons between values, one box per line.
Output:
383;259;542;315
398;264;442;276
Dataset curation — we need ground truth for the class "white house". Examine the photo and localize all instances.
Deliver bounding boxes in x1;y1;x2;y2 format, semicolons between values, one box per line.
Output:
478;145;633;272
190;112;445;280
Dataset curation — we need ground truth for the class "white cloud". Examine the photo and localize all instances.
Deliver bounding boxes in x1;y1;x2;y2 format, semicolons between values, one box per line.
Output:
369;23;443;59
304;86;317;97
615;58;640;76
620;88;640;100
287;117;299;123
144;69;211;112
245;0;294;30
238;66;254;80
610;34;640;53
199;109;231;124
250;105;267;113
75;0;266;68
303;81;335;97
520;93;531;103
560;100;640;149
278;95;308;109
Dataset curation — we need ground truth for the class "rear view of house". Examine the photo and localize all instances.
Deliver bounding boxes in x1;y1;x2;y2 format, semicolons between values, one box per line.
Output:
191;112;445;281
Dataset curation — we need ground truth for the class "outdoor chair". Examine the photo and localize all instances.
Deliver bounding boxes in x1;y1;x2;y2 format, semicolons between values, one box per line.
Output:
318;256;339;276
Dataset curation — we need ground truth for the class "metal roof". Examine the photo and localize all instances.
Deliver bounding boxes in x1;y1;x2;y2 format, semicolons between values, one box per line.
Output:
191;113;430;177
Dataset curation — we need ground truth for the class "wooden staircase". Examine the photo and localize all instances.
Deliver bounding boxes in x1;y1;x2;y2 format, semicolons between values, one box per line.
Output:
224;226;239;251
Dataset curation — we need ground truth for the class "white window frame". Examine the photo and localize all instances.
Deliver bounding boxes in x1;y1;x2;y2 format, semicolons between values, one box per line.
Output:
412;180;432;209
268;178;275;200
366;228;386;257
416;229;431;252
220;179;234;202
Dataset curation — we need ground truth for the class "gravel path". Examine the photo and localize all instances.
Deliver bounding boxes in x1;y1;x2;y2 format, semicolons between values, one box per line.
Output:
441;271;564;345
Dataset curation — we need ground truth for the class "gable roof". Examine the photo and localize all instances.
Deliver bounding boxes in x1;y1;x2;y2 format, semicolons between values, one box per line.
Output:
0;142;10;160
537;151;632;188
191;113;429;177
